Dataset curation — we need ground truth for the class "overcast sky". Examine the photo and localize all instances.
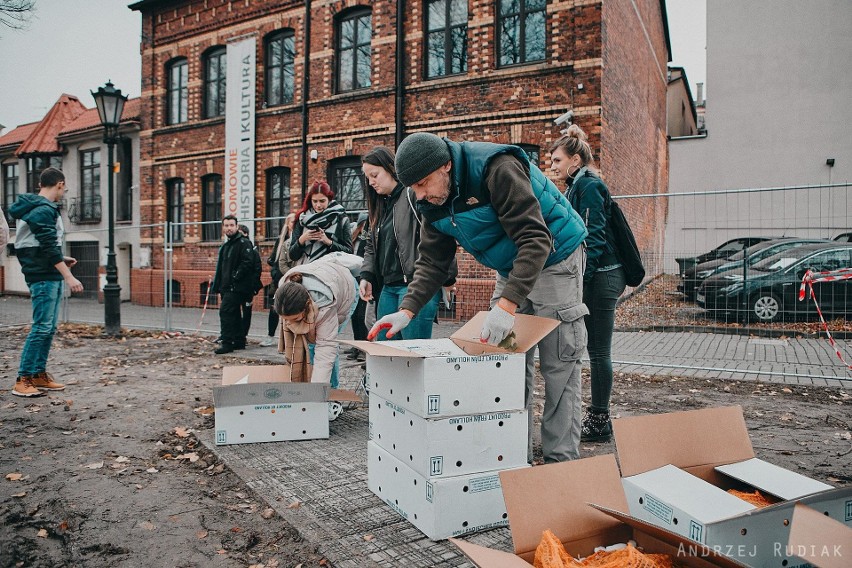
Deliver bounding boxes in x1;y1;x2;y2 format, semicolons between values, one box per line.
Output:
0;0;706;132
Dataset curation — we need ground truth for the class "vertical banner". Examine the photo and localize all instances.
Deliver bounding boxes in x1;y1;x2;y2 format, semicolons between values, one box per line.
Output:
225;35;256;240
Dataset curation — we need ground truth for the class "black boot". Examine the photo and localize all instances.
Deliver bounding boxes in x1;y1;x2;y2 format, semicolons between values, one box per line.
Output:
215;343;235;355
580;409;612;442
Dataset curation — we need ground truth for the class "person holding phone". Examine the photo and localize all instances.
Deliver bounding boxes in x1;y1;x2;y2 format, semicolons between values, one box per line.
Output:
289;180;352;264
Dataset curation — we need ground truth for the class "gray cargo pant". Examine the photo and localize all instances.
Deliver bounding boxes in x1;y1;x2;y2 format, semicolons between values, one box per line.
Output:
493;245;587;463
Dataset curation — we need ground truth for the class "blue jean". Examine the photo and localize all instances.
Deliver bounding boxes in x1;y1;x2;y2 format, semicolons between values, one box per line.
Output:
19;280;64;377
307;279;360;388
584;267;626;413
376;285;440;341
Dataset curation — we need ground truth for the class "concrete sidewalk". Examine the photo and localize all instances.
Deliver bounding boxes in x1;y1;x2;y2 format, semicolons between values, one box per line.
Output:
2;294;849;386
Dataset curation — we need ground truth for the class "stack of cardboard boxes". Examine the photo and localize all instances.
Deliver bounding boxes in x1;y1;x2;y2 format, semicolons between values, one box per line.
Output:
348;312;557;540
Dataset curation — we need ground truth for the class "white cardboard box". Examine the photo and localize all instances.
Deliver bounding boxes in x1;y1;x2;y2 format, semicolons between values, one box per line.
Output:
213;365;359;445
345;312;558;418
450;454;748;568
613;406;850;567
367;440;526;541
368;392;528;478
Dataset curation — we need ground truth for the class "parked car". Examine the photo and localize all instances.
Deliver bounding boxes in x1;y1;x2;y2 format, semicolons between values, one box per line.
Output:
833;232;852;242
679;238;825;299
697;242;852;323
675;237;775;277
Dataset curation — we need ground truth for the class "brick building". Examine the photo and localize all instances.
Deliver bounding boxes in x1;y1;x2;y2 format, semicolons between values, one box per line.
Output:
129;0;671;317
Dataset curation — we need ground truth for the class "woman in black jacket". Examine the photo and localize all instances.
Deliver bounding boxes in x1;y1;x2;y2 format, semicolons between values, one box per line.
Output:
360;146;454;340
289;180;352;264
550;124;626;443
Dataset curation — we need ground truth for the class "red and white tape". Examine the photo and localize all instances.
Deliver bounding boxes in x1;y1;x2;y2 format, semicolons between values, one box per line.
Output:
798;268;852;370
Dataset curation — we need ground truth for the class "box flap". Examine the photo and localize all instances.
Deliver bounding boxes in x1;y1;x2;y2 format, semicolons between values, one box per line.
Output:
449;538;532;568
328;388;361;402
222;365;294;385
213;382;329;407
613;406;754;477
339;339;430;358
715;458;833;500
788;503;851;568
499;454;628;557
591;505;751;568
450;311;559;356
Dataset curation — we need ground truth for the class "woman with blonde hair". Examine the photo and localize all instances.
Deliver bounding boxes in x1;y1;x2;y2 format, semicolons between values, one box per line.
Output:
550;124;626;443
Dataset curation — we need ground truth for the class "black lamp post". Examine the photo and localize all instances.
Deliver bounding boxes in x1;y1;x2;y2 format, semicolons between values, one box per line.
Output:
91;80;128;336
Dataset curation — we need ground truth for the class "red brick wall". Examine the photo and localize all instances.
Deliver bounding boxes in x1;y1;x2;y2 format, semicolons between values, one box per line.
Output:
134;0;667;314
600;0;669;280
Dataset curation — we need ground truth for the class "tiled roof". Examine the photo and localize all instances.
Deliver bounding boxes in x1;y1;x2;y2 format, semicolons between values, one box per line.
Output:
16;94;87;155
0;121;40;150
60;97;141;136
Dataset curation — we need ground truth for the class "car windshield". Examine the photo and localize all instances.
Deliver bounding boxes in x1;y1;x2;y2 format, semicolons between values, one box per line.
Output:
727;240;777;261
752;248;813;272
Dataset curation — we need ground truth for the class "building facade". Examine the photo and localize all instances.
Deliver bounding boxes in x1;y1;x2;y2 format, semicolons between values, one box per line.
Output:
130;0;671;315
0;95;142;300
665;0;852;271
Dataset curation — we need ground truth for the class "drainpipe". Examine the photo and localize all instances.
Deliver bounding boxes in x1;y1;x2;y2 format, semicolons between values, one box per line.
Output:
301;0;312;194
394;0;405;148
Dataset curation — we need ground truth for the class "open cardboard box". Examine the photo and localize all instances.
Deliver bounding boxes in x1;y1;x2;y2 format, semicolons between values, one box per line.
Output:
787;503;852;568
343;311;558;418
213;365;360;445
449;454;747;567
613;406;849;566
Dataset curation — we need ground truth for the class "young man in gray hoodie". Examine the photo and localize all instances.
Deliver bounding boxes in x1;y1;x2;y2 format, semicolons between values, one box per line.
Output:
9;167;84;397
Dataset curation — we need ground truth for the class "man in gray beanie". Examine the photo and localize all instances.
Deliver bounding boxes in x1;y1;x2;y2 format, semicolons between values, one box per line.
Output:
368;132;589;464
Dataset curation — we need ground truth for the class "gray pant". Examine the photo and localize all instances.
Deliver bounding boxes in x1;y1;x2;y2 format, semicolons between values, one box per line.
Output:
493;246;588;463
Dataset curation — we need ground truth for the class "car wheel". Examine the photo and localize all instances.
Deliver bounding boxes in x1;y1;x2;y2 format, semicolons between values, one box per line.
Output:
749;292;781;323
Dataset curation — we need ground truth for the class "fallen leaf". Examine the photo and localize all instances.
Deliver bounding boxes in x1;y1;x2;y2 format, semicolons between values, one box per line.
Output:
286;501;302;509
140;521;155;531
261;508;275;519
58;520;68;532
217;549;227;555
174;427;190;438
175;452;199;463
231;526;242;533
115;456;130;463
782;388;793;394
196;530;208;539
37;529;48;538
6;473;23;481
84;461;104;470
363;534;375;541
12;492;27;498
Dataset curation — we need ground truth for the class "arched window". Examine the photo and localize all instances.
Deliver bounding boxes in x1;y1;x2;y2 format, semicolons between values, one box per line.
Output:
202;174;223;241
166;178;185;243
200;280;218;306
203;47;227;118
497;0;545;67
166;58;189;124
336;8;372;93
265;30;296;106
425;0;468;79
266;167;291;239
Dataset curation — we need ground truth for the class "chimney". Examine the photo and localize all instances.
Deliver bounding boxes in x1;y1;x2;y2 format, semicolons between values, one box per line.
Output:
696;83;704;106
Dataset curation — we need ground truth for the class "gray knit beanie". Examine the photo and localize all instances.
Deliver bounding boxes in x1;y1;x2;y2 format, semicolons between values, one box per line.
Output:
395;132;451;187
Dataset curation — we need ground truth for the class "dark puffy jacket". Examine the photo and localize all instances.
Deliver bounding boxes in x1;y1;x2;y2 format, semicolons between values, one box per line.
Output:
566;168;620;281
212;233;256;297
361;183;457;287
9;194;64;284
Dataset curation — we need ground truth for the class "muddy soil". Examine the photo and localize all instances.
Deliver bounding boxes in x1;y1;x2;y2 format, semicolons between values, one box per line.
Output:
1;324;849;567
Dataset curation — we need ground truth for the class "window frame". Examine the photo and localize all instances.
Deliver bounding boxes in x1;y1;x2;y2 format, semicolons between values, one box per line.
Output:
335;7;372;94
264;30;296;107
517;143;540;168
166;178;185;243
79;148;101;223
166;58;189;125
201;174;223;242
26;155;60;193
203;47;227;119
266;167;291;239
327;156;366;216
116;138;133;222
424;0;469;79
496;0;546;68
3;162;19;226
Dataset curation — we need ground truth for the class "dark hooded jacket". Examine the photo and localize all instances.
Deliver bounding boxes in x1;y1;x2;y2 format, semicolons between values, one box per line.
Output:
9;194;64;284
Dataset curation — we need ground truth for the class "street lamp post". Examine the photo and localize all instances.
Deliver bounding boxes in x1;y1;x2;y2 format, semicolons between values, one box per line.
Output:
91;81;128;337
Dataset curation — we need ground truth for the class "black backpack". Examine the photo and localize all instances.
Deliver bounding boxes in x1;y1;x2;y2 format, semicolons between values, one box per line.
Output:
605;194;645;287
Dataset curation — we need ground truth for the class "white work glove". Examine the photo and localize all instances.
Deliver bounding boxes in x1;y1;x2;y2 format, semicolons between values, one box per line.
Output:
480;304;515;346
368;310;412;340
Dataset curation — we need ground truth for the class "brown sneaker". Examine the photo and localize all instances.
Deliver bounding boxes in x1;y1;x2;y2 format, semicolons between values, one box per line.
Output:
13;376;46;397
31;371;66;392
